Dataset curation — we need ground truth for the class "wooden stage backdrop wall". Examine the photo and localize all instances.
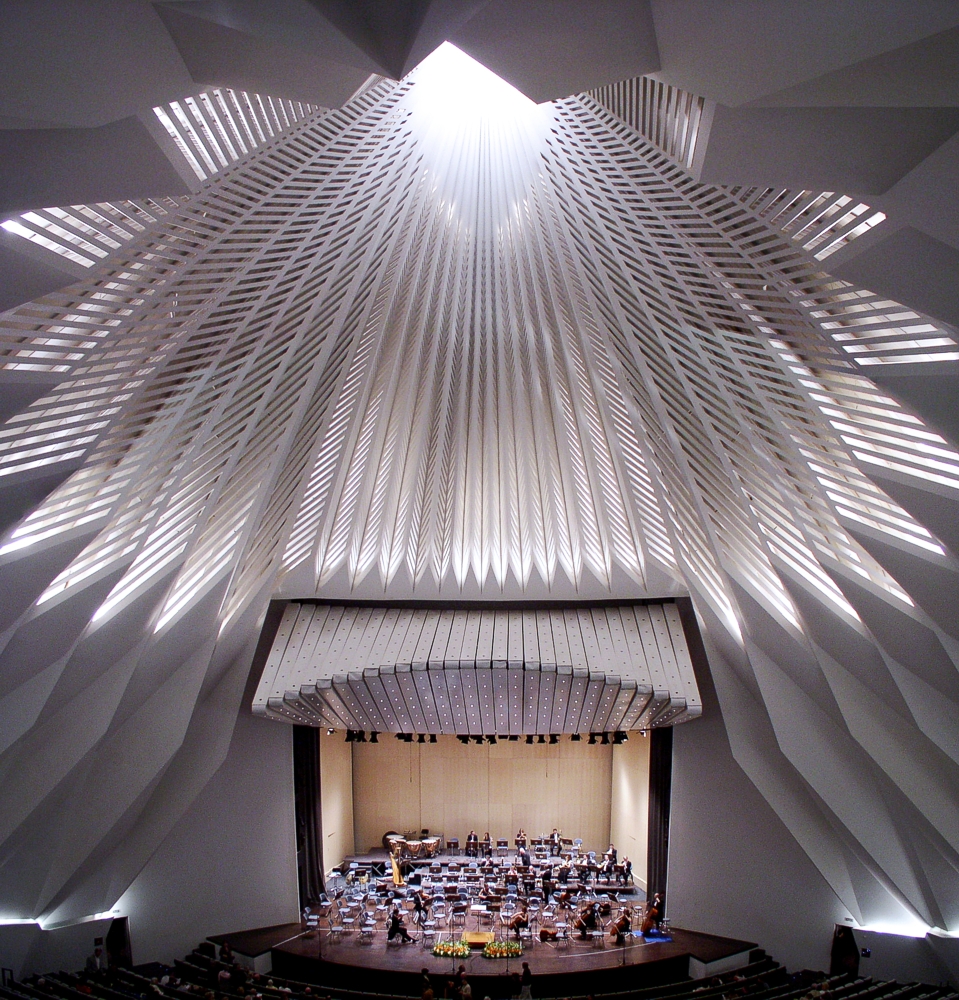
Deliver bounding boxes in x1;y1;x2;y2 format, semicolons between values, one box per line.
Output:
319;732;354;878
351;736;626;855
611;737;650;889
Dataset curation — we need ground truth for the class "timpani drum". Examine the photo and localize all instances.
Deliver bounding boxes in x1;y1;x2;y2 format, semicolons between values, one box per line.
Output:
407;839;423;857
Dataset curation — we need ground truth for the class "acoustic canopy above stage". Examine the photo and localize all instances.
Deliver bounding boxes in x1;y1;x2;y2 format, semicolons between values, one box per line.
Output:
254;602;701;732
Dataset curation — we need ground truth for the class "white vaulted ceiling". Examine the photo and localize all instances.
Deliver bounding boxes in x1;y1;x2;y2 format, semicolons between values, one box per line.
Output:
1;6;959;946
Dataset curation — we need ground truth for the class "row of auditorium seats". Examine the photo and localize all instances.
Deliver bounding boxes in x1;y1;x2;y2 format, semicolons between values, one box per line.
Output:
4;947;958;1000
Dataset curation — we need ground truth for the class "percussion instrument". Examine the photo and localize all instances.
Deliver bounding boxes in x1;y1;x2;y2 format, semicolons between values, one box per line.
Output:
407;839;423;857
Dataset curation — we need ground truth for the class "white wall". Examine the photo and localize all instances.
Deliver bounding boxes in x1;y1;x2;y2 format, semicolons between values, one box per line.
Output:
112;708;299;966
319;731;354;878
667;650;850;973
610;736;650;889
351;736;612;857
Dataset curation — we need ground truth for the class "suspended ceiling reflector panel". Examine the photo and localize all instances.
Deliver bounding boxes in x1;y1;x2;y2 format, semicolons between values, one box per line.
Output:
254;602;700;732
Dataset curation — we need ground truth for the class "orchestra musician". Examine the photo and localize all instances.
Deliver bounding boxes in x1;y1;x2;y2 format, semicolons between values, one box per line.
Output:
412;889;431;925
574;901;600;939
604;843;617;864
619;856;632;885
557;862;570;885
481;832;492;856
515;828;527;849
507;905;529;940
600;855;615;882
518;845;531;868
466;830;479;857
610;907;632;944
640;893;663;935
549;828;560;856
388;905;416;943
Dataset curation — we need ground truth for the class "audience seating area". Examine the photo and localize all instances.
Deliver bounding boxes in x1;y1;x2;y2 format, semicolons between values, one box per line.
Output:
3;942;957;1000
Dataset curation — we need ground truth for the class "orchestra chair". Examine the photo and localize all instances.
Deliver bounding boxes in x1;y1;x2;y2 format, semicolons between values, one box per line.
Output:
421;923;436;947
554;921;570;947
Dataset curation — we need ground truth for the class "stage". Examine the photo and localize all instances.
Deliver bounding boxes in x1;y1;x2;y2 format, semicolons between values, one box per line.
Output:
265;924;757;997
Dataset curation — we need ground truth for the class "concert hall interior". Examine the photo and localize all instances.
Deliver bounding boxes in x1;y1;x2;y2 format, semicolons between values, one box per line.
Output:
3;1;959;992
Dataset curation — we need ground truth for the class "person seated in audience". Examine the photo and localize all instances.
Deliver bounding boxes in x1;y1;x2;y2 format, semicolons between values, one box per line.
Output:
388;905;416;943
218;942;233;963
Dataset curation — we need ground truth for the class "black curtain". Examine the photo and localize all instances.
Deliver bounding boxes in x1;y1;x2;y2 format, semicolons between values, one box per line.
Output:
646;725;673;915
293;725;325;906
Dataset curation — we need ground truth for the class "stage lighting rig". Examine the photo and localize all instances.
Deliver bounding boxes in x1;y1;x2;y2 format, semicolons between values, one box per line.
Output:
570;733;582;741
588;733;597;744
456;735;469;744
429;734;437;743
525;735;534;744
600;732;609;744
486;735;496;744
417;733;426;743
549;734;559;744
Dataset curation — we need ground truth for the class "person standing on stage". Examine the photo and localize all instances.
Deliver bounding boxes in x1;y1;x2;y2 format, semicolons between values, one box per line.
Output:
550;828;560;856
466;830;479;857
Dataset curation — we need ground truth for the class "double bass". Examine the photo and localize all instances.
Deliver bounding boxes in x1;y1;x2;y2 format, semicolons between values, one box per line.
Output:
610;907;631;943
574;902;599;939
640;894;662;934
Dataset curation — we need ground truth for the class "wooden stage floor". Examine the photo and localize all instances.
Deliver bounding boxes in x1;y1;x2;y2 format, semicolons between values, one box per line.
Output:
270;925;757;996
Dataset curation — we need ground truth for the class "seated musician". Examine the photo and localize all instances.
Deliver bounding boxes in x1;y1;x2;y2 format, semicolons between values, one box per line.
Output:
575;901;599;939
605;842;617;864
557;862;570;884
466;830;479;857
640;893;663;935
541;867;552;896
505;865;519;887
388;905;416;943
507;905;529;940
619;856;632;885
515;827;527;848
481;831;492;856
610;906;631;944
549;828;560;856
600;855;615;881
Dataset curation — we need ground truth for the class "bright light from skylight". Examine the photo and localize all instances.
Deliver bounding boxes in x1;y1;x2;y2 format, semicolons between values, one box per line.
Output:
402;44;554;223
406;42;538;124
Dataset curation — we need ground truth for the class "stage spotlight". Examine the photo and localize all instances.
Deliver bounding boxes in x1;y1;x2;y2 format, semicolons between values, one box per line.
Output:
327;728;335;736
486;735;496;744
549;734;559;745
612;731;625;744
588;733;597;744
570;734;582;741
418;733;426;743
600;732;609;745
537;734;546;744
370;731;379;743
429;734;437;743
457;735;469;744
641;730;648;738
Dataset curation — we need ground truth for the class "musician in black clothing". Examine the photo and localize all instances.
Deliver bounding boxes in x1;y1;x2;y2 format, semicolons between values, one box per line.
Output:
605;843;617;864
619;856;632;885
466;830;479;857
388;906;415;943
